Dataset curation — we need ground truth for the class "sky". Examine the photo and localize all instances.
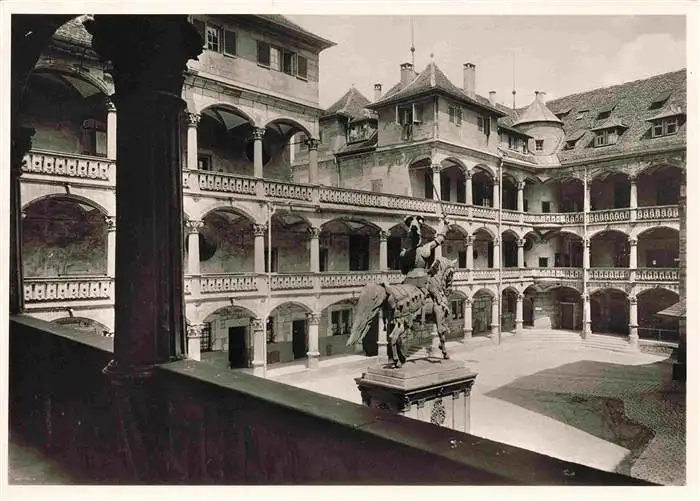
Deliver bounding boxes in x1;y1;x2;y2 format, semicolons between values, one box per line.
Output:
286;15;687;110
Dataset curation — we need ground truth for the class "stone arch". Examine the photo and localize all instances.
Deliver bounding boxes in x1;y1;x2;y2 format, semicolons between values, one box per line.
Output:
501;228;519;240
589;287;630;335
197;202;260;225
319;215;383;234
588;227;629;240
51;316;112;336
590;167;632;182
473;286;496;298
265;116;313;139
470;163;496;180
199;102;257;127
197;303;259;326
502;285;520;296
632;224;680;239
440;156;469;172
22;193;110;216
268;299;315;316
407;152;433;168
30;63;112;96
472;226;497;240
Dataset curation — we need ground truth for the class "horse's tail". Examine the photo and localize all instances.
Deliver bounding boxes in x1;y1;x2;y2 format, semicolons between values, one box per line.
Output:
346;283;388;347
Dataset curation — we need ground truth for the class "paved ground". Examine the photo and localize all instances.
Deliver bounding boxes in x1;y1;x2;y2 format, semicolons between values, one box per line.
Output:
269;331;686;485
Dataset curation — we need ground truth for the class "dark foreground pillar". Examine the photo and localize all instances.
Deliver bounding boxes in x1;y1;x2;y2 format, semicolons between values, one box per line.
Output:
356;359;477;433
85;15;202;482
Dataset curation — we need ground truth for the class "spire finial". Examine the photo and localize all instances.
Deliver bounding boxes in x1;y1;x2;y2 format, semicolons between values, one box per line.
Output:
410;17;416;67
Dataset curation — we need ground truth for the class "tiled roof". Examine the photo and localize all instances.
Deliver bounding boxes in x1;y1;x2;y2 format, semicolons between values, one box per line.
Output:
324;87;376;121
53;16;93;46
252;15;336;50
656;299;686;318
590;117;628;131
367;61;507;117
498;123;532;138
514;95;563;126
548;69;686;162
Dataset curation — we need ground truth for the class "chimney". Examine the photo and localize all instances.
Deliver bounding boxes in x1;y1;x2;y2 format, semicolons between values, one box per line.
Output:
374;83;382;101
400;63;414;87
463;63;476;98
535;90;546;103
488;91;496;105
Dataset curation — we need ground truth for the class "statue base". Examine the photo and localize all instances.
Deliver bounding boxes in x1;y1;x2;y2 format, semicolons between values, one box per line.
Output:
355;358;477;433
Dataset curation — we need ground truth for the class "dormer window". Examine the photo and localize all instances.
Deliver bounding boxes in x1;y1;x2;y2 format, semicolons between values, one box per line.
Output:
649;90;672;110
563;130;585;151
594;129;618;147
652;117;678;137
555;107;572;119
597;103;616;120
575;110;588;120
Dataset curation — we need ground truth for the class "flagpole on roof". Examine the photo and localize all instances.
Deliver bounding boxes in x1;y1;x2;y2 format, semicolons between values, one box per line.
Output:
410;16;416;67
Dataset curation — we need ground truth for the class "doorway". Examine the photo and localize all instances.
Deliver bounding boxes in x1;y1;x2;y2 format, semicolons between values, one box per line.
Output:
228;326;247;368
292;319;308;360
559;303;576;330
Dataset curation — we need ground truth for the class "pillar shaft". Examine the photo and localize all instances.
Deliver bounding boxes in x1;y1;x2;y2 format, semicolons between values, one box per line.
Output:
465;236;474;270
106;217;116;277
515;295;523;333
379;231;388;271
185;112;199;170
106;99;117;160
307;138;319;184
629;238;637;269
517;239;525;268
309;227;320;273
582;294;591;338
492;238;500;269
465;172;473;205
254;224;266;274
253;127;265;178
583;238;590;269
431;165;441;200
186;220;202;275
306;313;320;369
517;181;525;212
490;298;500;336
628;296;639;349
251;318;267;377
492;181;500;209
463;298;473;339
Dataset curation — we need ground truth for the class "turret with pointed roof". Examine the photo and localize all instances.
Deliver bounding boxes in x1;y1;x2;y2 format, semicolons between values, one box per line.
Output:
514;91;563;126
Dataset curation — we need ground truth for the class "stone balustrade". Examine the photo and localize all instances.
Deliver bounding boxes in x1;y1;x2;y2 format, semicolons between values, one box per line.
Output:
270;273;314;290
587;208;630;224
636;268;679;281
502;210;521;222
320;271;403;289
199;274;258;293
198;171;257;195
264;179;314;202
23;149;113;181
501;268;522;279
589;268;631;281
472;269;498;281
637;205;679;221
24;277;113;303
471;205;499;221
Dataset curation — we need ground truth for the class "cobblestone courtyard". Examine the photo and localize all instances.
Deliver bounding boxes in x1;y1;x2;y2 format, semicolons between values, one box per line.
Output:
269;332;686;485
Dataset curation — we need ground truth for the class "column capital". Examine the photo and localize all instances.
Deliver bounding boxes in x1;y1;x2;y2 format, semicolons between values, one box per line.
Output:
11;125;36;175
306;313;321;326
104;215;116;231
308;226;321;239
628;294;637;305
628;236;638;245
250;317;265;331
465;169;472;180
493;237;500;246
379;230;388;242
252;127;266;141
105;98;117;113
85;15;203;97
464;296;473;306
253;223;268;237
431;163;442;174
516;238;525;248
517;293;524;301
184;218;203;234
186;323;205;338
516;180;526;190
581;293;590;302
305;137;320;151
583;237;590;248
184;111;200;128
465;234;474;246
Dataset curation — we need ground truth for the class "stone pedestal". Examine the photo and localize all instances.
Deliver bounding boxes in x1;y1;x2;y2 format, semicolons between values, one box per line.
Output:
356;359;477;433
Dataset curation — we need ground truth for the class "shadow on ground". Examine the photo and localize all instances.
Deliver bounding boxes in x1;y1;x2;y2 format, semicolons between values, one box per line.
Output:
484;357;685;479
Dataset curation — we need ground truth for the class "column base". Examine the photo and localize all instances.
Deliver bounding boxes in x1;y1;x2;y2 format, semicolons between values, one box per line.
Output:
490;326;500;345
582;322;591;340
463;329;473;341
628;327;639;350
306;352;320;369
252;361;267;378
186;337;201;361
515;321;523;336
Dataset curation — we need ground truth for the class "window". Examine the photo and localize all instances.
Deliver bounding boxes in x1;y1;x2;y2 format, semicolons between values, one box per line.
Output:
297;55;308;79
331;310;352;336
197;154;212;171
264;248;278;273
478;116;491;135
541;201;551;213
563;140;577;150
649;90;672;110
594;129;618;147
652;117;678;138
205;25;221;52
451;300;464;320
371;179;383;193
269;47;281;71
535;139;544;151
319;248;328;272
398;105;413;125
81;118;107;156
223;29;237;56
538;257;549;268
449;105;462;126
575;110;588;120
282;50;297;75
257;40;270;66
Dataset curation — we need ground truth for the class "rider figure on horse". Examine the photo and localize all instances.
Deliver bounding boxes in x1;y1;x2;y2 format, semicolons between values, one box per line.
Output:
399;215;452;340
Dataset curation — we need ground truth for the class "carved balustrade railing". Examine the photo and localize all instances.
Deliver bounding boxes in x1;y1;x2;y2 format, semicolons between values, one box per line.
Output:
502;210;521;222
636;205;679;221
199;274;258;293
635;268;679;281
197;171;257;195
472;269;498;281
270;273;315;290
264;180;314;202
23;149;113;181
587;208;630;224
320;271;403;289
589;268;631;281
24;277;113;303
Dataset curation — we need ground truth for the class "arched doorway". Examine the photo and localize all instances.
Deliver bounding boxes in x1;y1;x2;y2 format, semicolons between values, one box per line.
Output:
501;288;518;332
523;286;537;327
198;208;255;274
320;217;381;272
590;230;630;268
268;302;313;363
472;289;494;335
552;286;583;331
201;305;256;369
637;288;680;342
590;289;629;335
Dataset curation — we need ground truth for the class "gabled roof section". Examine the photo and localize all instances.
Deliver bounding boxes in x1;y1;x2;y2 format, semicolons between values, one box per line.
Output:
548;69;686;162
323;87;376;121
366;61;507;117
498;123;533;138
590;117;628;131
53;16;94;46
513;94;563;126
646;105;686;122
336;130;378;156
247;15;336;51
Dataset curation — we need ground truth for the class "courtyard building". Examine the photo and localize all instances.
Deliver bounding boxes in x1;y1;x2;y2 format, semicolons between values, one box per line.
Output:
18;15;685;378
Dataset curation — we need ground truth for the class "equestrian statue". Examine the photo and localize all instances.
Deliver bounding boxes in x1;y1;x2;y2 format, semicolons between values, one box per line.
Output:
347;215;457;368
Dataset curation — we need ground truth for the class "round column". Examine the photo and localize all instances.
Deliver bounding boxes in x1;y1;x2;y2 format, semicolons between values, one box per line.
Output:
517;238;525;269
628;295;639;350
465;170;473;205
185;111;200;171
431;164;442;200
582;293;591;338
306;313;321;369
251;317;267;377
307;137;320;184
309;227;321;273
379;230;388;271
252;127;266;178
515;293;524;334
516;181;525;212
105;216;116;278
253;224;267;274
492;237;500;270
186;323;205;361
463;297;473;340
106;98;117;160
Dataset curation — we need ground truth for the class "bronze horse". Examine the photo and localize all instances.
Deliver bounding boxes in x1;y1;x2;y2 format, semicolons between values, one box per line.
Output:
346;256;457;368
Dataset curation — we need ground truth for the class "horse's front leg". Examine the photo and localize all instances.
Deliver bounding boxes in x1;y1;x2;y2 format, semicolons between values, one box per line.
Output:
434;302;450;360
388;321;404;368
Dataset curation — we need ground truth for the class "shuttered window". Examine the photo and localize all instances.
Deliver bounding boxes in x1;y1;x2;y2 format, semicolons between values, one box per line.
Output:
297;55;308;79
223;29;237;56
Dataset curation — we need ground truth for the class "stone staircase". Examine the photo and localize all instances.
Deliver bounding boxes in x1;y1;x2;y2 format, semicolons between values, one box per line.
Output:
583;333;637;353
